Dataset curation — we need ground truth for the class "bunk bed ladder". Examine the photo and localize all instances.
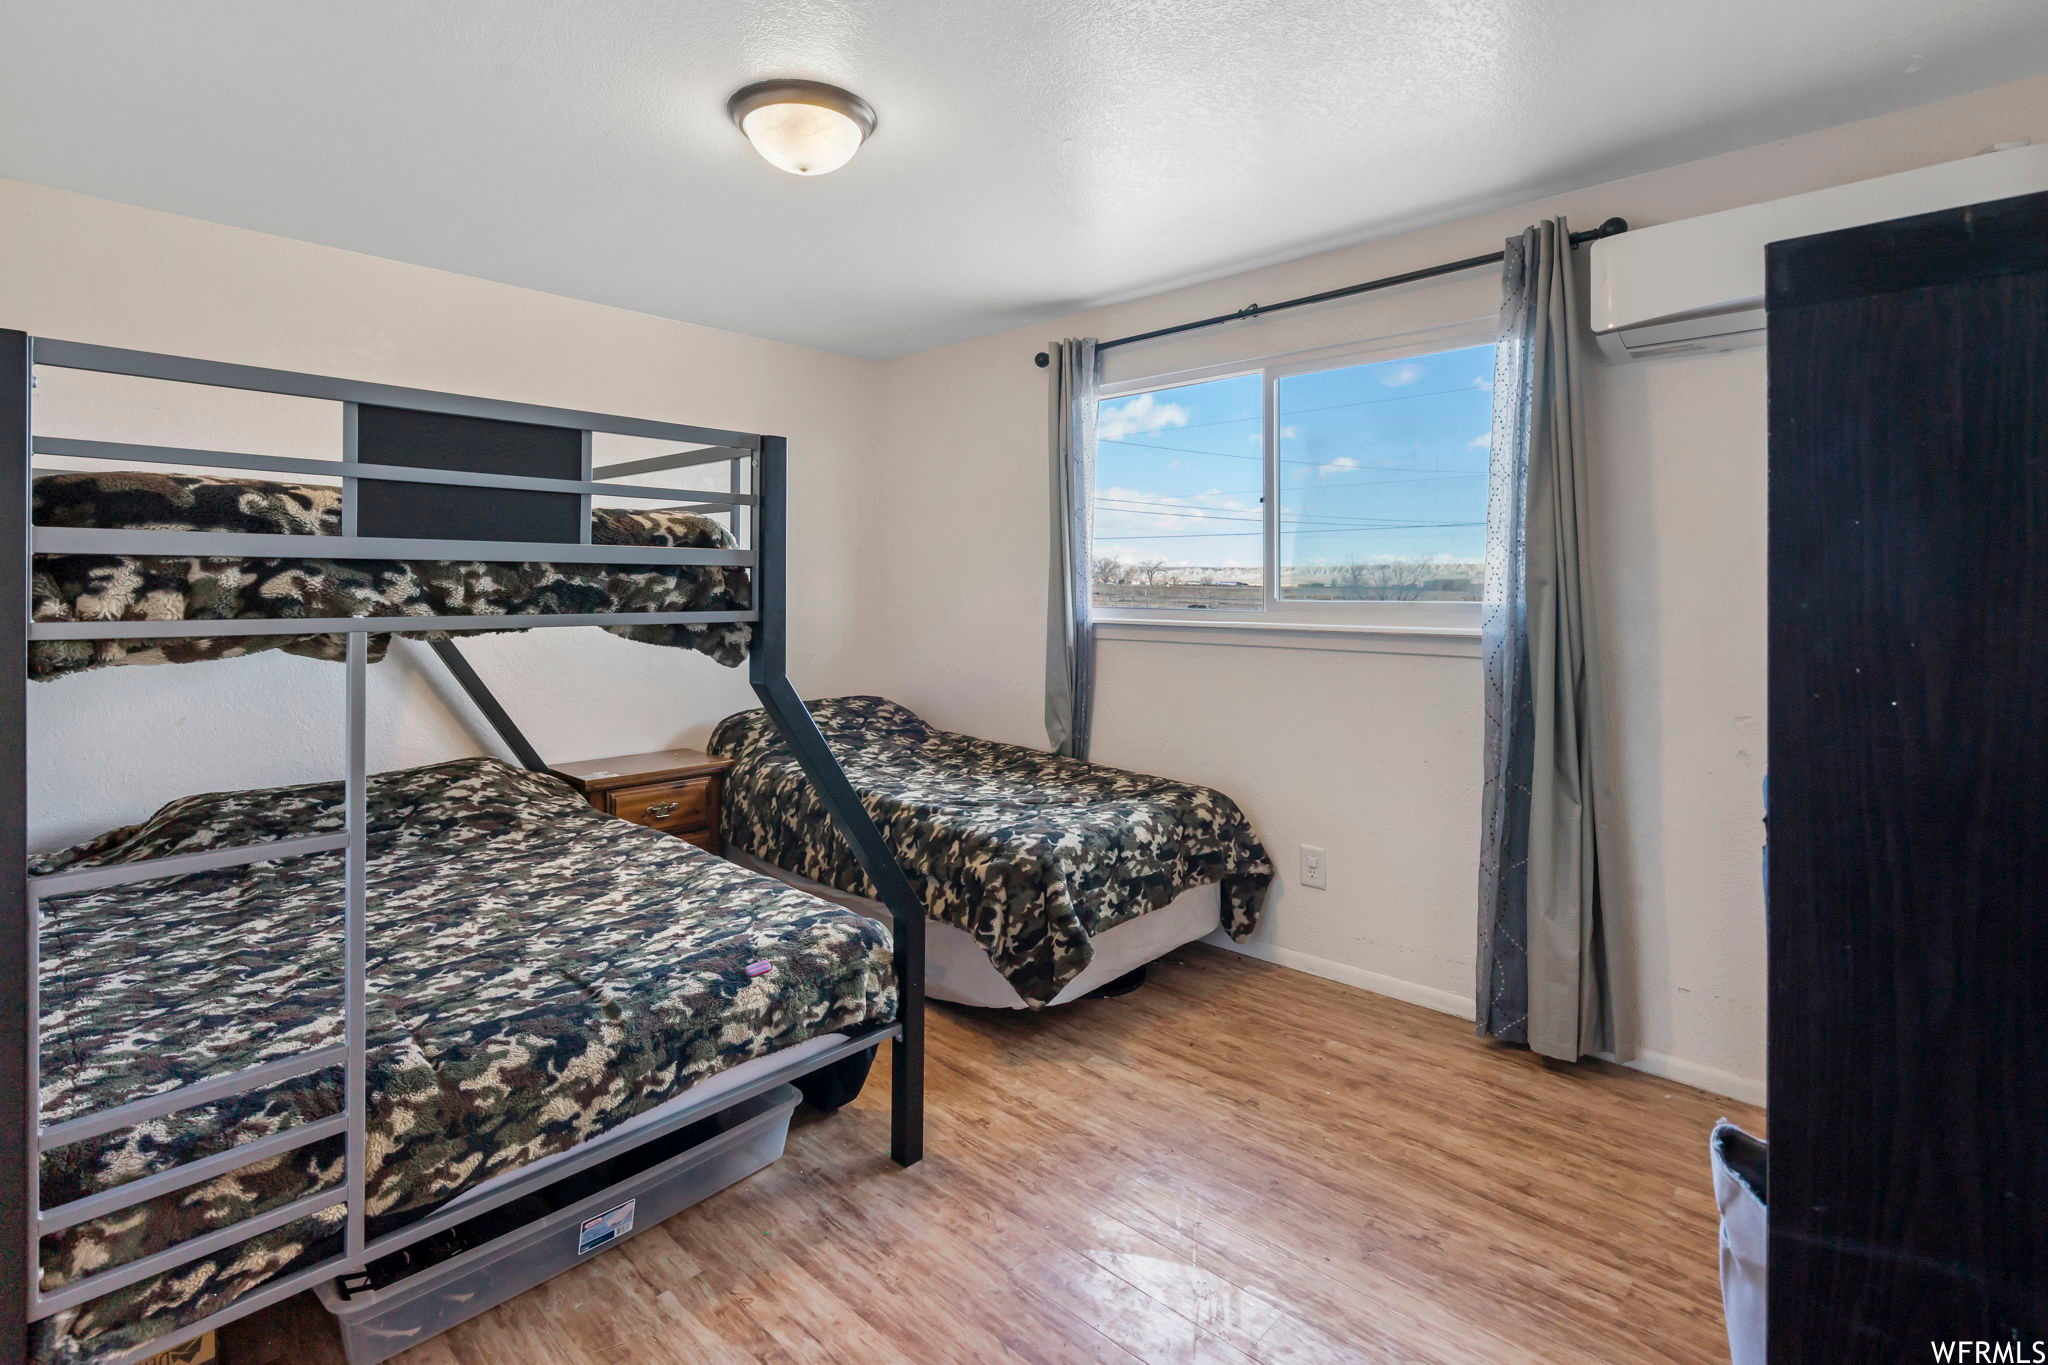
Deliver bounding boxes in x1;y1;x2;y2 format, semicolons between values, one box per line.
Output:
7;627;374;1340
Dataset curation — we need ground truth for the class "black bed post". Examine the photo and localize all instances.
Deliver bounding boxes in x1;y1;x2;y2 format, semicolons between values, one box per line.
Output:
2;329;32;1365
426;639;548;772
746;435;925;1167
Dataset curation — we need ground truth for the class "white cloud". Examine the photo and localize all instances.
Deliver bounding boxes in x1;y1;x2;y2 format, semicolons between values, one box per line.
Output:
1097;485;1252;516
1091;484;1258;559
1467;431;1493;450
1097;392;1191;441
1379;363;1425;388
1280;425;1299;439
1317;456;1360;477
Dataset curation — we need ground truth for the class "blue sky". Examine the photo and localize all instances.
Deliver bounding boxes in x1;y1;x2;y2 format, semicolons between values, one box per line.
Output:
1094;343;1497;574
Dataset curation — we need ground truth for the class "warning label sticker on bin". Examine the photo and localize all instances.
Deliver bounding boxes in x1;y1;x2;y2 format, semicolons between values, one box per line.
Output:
579;1199;635;1254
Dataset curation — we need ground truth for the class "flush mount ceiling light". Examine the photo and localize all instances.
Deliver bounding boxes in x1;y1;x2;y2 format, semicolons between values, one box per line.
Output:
727;79;876;176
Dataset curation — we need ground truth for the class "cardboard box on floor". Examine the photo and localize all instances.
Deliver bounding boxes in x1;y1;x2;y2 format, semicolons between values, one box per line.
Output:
140;1332;216;1365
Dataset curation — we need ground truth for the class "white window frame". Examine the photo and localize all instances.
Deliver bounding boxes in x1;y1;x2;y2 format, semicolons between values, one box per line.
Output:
1092;317;1498;635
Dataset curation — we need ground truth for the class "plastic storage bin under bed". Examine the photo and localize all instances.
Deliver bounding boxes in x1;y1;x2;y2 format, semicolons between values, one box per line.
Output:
314;1083;800;1364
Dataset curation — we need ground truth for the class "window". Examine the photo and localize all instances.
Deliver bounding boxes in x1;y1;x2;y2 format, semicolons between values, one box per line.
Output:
1092;335;1496;628
1092;372;1264;612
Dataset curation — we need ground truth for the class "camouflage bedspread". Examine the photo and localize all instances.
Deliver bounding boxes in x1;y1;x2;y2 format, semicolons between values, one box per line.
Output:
30;470;750;680
709;697;1271;1007
30;758;894;1365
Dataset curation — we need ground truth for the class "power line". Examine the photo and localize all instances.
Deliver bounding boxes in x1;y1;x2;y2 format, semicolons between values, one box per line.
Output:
1268;468;1487;491
1284;380;1491;420
1098;375;1490;442
1099;436;1489;476
1100;437;1260;462
1096;466;1486;507
1097;410;1257;438
1099;497;1456;526
1101;521;1486;540
1096;498;1476;530
1101;439;1488;481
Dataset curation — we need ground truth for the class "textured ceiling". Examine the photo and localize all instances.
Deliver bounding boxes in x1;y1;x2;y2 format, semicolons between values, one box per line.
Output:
3;0;2047;359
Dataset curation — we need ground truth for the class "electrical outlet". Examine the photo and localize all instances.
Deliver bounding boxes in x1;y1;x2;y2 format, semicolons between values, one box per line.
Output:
1300;844;1327;890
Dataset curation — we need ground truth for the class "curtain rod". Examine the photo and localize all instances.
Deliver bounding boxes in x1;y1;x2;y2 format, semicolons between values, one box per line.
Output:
1033;217;1628;367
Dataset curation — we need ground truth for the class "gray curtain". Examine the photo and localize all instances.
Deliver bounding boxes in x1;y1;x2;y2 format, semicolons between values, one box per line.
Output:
1044;338;1099;760
1476;220;1621;1062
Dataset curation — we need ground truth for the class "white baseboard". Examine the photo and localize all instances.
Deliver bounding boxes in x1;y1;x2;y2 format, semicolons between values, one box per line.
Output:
1203;932;1474;1020
1613;1048;1766;1108
1202;933;1765;1107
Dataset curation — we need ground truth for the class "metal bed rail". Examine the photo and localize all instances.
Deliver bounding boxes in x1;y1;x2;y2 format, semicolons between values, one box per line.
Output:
33;528;744;564
0;331;927;1365
76;1025;905;1365
28;339;759;452
32;437;758;512
30;612;757;642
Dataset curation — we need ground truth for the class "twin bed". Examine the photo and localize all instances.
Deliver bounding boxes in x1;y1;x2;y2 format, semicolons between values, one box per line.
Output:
15;348;1269;1365
712;696;1271;1009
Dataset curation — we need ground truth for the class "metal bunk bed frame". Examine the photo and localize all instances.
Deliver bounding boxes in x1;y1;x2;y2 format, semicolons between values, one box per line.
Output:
0;329;927;1365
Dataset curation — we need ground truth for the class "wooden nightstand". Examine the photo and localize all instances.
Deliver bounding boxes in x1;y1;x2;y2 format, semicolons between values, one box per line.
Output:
549;748;734;854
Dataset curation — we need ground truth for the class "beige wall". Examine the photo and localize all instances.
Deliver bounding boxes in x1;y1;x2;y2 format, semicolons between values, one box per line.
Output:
866;74;2048;1103
2;176;883;849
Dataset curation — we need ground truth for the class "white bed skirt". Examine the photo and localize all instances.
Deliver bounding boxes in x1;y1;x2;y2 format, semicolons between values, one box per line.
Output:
727;849;1222;1009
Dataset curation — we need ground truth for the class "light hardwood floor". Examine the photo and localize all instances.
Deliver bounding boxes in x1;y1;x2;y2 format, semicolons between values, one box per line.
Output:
224;946;1762;1364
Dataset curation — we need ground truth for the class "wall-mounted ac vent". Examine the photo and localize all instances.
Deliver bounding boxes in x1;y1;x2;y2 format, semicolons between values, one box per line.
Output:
1588;144;2048;361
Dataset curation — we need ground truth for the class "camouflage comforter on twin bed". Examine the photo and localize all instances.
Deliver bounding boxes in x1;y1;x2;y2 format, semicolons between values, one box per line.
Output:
709;696;1273;1009
29;758;896;1365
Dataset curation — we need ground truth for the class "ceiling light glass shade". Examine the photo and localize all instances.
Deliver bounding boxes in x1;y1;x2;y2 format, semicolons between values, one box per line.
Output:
728;80;877;176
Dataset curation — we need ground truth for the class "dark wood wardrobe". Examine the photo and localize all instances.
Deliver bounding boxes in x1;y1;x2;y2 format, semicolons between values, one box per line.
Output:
1766;189;2048;1359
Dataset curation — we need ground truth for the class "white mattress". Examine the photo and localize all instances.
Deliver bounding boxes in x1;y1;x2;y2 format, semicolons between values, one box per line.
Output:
727;849;1221;1009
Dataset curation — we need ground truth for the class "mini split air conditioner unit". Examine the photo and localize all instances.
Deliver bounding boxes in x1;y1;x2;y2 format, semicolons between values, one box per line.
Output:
1588;143;2048;361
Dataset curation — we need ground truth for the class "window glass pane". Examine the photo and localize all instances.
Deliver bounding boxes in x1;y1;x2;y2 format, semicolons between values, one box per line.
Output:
1093;374;1264;610
1276;343;1495;602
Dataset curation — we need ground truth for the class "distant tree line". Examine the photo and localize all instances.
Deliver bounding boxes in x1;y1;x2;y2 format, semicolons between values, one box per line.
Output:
1093;556;1169;586
1326;560;1434;601
1095;556;1476;600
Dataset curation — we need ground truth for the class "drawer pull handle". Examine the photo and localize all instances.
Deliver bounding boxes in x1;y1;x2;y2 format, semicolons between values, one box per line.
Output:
645;801;680;819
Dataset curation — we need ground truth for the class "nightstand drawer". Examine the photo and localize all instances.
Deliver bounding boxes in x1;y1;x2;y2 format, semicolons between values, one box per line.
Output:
551;747;732;858
610;779;715;833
